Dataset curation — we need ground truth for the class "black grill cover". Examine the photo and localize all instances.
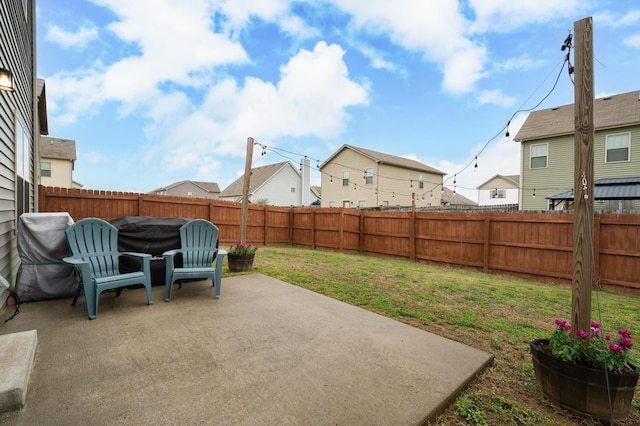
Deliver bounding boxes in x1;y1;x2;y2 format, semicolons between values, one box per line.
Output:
110;216;190;286
110;216;189;256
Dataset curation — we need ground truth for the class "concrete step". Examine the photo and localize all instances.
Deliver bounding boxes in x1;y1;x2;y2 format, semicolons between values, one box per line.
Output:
0;330;38;412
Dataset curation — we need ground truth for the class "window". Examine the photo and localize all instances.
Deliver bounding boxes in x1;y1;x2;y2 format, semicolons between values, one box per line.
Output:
382;201;389;207
342;200;350;207
329;201;336;207
606;133;630;163
419;175;424;189
606;199;631;211
358;200;366;208
490;189;506;199
364;168;373;185
342;171;349;186
41;161;51;177
290;183;296;193
530;144;548;168
187;192;192;197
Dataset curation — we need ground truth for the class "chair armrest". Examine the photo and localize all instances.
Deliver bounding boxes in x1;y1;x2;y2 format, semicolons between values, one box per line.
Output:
62;256;89;267
120;252;152;260
63;256;93;282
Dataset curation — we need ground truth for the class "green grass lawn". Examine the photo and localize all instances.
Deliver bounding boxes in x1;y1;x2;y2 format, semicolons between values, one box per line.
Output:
224;246;640;425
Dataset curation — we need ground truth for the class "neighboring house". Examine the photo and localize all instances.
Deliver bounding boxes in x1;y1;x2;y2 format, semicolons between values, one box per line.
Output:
149;180;221;199
219;161;317;206
1;0;46;296
514;90;640;211
319;144;445;208
440;188;477;207
39;136;77;188
477;174;520;206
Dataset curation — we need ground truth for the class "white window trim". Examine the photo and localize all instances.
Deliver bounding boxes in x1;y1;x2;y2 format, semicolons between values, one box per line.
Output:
605;132;630;163
530;143;548;169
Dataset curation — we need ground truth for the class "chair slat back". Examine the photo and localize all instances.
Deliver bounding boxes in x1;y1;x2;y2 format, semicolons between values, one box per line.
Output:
180;219;219;268
65;218;121;278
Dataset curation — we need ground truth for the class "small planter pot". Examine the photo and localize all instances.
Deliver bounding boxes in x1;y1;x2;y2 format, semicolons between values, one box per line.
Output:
227;254;255;272
530;339;639;422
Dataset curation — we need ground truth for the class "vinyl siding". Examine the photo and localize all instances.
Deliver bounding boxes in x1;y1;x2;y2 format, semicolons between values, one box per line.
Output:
521;125;640;210
321;149;443;208
0;0;36;286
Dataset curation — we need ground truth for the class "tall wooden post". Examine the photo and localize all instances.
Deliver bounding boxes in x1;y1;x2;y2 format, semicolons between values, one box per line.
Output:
240;137;254;243
571;17;594;335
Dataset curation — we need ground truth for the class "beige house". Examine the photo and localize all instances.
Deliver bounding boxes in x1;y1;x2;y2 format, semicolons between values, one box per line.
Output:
477;174;519;206
515;90;640;211
149;180;221;199
319;144;445;208
39;136;77;188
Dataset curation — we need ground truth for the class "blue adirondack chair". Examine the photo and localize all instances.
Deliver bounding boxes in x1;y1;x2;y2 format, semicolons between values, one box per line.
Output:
63;218;153;320
163;219;227;302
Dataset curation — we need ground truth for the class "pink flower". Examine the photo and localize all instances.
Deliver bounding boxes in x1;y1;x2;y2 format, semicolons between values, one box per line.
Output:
576;330;589;339
619;329;632;339
605;334;611;341
609;343;624;354
555;319;571;331
619;338;633;350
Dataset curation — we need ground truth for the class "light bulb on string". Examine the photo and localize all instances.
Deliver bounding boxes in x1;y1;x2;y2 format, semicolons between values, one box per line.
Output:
533;189;536;198
474;157;478;171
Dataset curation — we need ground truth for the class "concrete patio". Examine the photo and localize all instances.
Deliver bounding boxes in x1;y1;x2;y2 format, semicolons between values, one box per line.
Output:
0;274;493;425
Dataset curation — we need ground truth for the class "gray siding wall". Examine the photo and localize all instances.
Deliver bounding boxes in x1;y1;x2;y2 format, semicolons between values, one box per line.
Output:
0;0;36;286
521;124;640;211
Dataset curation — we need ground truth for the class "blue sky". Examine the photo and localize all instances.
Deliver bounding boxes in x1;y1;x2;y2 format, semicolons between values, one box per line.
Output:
36;1;640;201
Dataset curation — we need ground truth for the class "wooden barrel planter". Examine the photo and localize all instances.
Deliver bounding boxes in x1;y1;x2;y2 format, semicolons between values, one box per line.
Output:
227;254;255;272
530;339;639;422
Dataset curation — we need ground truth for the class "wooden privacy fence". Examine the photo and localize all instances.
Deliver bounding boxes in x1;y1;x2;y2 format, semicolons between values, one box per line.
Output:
38;186;640;294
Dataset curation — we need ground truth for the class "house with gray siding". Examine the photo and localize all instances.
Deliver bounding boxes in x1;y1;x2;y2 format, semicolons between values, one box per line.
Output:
1;0;46;301
149;180;221;199
514;90;640;211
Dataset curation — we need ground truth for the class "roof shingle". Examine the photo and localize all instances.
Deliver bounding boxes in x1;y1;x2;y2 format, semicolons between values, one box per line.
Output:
514;90;640;142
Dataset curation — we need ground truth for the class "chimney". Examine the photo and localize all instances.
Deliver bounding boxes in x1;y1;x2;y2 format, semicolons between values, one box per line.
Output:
300;157;310;206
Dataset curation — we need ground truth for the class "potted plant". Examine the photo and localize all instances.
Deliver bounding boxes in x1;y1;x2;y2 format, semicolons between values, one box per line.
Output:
227;242;258;272
530;319;638;422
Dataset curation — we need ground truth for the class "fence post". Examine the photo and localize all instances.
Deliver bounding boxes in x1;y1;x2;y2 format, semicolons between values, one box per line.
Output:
339;210;344;252
263;206;268;246
311;210;316;250
410;209;416;261
483;216;490;272
289;209;293;245
593;213;600;281
359;211;364;254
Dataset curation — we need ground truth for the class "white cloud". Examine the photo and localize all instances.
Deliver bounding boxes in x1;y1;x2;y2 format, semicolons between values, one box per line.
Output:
497;55;545;72
594;10;640;27
435;113;527;201
154;41;369;174
477;89;516;107
624;34;640;49
468;0;582;33
329;0;488;94
45;24;98;48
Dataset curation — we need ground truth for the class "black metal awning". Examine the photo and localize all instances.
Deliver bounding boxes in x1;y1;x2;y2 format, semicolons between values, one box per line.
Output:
547;177;640;201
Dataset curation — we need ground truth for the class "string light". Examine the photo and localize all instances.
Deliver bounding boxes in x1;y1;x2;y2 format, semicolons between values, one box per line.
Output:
533;189;536;198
